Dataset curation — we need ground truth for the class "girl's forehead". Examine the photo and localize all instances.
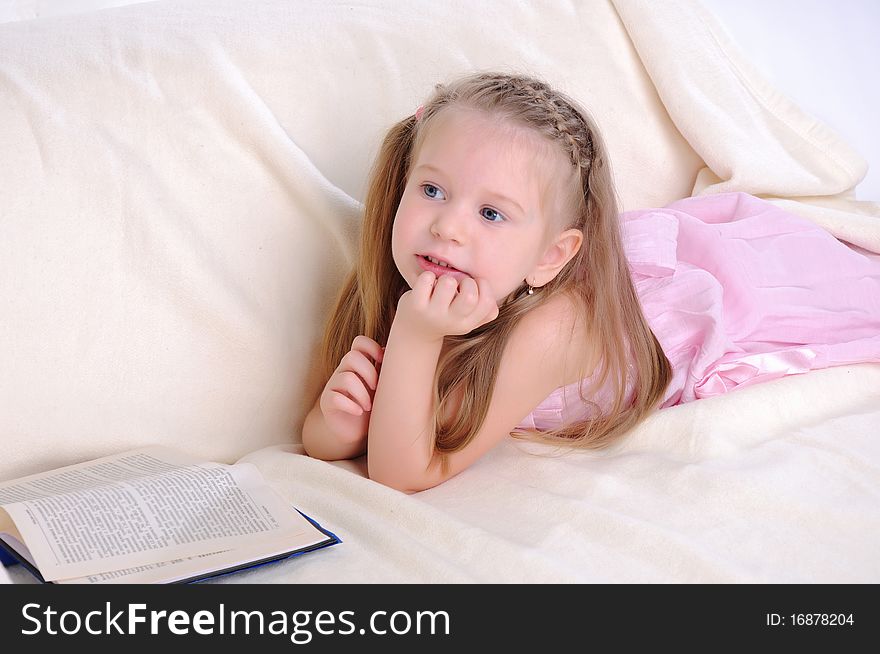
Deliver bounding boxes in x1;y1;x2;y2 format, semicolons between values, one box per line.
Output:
418;108;549;159
414;108;576;218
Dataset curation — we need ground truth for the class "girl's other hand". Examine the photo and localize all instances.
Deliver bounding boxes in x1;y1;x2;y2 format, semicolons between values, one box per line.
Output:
396;271;500;342
319;335;384;444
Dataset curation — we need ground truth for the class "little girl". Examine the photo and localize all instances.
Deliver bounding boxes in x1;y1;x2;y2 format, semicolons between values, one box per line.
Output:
302;71;880;492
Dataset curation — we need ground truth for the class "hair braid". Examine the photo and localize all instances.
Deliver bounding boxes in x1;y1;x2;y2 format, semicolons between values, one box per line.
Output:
511;77;593;170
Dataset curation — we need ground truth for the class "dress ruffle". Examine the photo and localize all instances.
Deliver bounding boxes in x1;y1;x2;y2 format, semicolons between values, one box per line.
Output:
517;192;880;432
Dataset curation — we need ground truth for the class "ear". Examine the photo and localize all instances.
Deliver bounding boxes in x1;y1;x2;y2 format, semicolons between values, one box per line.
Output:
528;228;583;287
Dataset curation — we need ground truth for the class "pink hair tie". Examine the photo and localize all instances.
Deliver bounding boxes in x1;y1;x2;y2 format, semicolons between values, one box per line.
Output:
415;105;425;122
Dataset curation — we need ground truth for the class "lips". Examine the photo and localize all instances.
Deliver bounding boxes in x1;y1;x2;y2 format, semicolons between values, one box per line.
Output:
421;254;459;271
416;254;469;277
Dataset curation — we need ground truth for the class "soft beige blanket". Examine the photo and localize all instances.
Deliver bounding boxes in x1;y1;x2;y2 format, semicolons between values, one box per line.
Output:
228;363;880;583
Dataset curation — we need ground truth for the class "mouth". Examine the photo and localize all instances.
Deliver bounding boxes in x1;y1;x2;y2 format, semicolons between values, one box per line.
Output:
416;254;469;277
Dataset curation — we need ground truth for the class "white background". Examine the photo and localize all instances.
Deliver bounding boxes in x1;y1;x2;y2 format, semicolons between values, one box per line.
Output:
700;0;879;200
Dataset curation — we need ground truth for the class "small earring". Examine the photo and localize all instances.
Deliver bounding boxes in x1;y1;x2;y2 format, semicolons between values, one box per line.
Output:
527;285;534;295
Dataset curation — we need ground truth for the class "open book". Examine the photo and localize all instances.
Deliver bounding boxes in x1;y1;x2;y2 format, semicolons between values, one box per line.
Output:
0;446;339;584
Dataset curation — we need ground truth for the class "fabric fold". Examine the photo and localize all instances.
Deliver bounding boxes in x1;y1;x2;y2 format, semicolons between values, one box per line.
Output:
520;192;880;427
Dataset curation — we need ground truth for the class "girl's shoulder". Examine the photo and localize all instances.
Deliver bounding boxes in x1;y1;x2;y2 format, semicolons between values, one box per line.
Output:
507;290;597;389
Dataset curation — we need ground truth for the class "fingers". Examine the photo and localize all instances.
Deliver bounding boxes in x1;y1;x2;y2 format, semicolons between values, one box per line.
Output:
325;336;386;416
415;271;477;311
350;334;384;367
433;274;499;325
430;273;459;304
448;275;478;316
401;272;500;336
325;386;368;416
414;270;437;300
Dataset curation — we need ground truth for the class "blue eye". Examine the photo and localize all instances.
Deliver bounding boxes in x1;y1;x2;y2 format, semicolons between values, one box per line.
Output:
421;184;445;200
480;207;505;223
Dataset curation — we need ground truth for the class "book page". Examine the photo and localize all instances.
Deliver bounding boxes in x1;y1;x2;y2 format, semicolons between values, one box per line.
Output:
0;527;328;585
54;529;327;584
0;446;326;581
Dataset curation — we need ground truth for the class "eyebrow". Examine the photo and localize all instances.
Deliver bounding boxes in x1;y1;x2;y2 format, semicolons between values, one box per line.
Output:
413;163;526;216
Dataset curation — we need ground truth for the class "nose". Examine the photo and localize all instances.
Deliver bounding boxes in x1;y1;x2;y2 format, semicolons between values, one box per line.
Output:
430;204;468;244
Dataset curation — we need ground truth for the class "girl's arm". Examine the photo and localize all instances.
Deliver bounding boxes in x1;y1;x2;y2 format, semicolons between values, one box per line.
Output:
366;321;442;488
368;273;581;492
302;400;367;461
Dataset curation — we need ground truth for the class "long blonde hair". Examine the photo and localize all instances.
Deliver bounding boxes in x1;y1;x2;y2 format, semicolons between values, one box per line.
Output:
317;72;671;454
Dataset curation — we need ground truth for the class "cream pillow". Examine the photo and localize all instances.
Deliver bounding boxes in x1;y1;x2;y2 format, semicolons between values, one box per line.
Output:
0;0;702;479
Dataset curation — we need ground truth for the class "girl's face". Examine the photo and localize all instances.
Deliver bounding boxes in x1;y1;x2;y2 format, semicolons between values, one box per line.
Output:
392;108;574;303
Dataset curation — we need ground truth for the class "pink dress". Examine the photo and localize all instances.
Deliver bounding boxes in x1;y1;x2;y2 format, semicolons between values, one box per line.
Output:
517;192;880;431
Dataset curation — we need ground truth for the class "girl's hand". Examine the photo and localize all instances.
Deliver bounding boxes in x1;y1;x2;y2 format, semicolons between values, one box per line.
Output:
319;335;384;444
395;271;500;342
